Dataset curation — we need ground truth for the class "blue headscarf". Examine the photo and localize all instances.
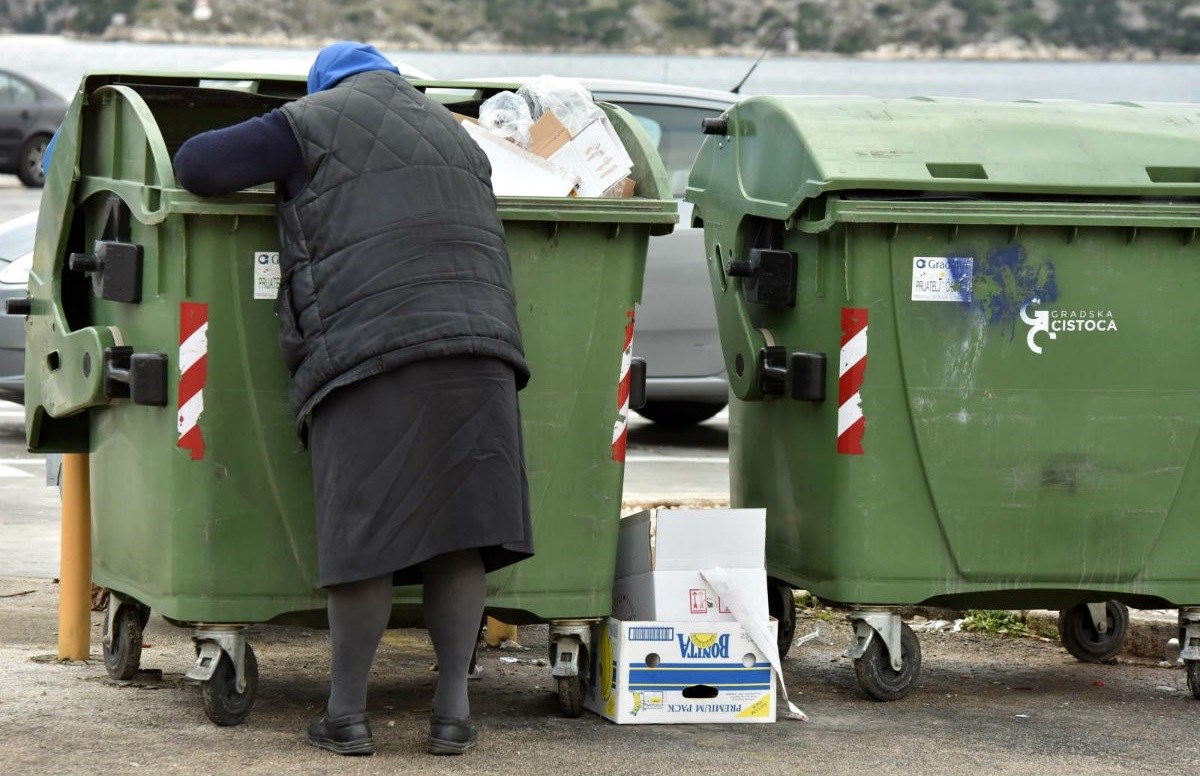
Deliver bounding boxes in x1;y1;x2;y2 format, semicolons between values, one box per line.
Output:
307;41;399;94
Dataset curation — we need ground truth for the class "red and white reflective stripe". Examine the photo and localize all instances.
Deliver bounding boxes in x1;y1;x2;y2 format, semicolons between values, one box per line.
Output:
177;302;208;461
837;307;868;455
611;310;635;463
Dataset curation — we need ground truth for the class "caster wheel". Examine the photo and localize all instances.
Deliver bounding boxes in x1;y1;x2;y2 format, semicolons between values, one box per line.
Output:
555;643;588;718
855;622;921;701
1187;661;1200;700
556;674;585;718
103;600;150;680
1059;601;1129;663
201;643;259;726
766;582;797;658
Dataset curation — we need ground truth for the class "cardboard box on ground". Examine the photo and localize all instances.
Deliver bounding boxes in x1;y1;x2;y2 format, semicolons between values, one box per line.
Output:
586;509;780;724
585;618;778;724
456;91;636;198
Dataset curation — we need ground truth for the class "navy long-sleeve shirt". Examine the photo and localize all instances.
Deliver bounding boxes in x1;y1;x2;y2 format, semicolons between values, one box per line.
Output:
173;109;306;198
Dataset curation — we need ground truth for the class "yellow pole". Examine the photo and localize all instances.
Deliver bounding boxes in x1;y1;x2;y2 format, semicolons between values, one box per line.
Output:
57;453;91;661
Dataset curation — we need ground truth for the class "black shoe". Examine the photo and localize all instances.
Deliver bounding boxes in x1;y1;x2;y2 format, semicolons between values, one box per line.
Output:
307;712;375;756
429;715;479;755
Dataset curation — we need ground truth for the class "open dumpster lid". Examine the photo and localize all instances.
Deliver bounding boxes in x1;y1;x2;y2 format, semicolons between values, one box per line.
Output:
686;96;1200;222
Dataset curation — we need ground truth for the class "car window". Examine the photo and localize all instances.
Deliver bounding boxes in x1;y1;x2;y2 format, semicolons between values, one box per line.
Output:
630;115;662;148
9;75;34;103
611;103;717;198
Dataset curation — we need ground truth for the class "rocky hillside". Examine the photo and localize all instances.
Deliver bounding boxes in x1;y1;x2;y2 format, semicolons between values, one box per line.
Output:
3;0;1199;58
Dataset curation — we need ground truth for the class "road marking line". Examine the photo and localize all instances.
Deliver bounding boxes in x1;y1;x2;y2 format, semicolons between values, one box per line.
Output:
624;455;729;464
0;459;45;466
0;464;33;478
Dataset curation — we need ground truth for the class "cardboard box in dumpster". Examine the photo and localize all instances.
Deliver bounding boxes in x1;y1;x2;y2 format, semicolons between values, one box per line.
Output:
458;119;578;197
529;111;634;198
613;509;767;621
612;567;767;622
585;618;777;724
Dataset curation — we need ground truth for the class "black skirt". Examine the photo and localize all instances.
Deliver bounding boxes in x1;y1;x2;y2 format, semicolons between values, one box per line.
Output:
309;356;534;587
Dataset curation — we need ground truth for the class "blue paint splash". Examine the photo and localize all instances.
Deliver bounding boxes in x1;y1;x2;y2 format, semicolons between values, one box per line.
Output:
972;244;1058;339
946;256;974;303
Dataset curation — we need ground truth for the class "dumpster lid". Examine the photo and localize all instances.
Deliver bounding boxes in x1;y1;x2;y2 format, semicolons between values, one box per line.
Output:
686;96;1200;222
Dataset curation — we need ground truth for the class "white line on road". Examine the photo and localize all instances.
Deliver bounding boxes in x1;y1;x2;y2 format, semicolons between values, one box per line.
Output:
625;455;729;464
0;464;33;478
0;459;43;466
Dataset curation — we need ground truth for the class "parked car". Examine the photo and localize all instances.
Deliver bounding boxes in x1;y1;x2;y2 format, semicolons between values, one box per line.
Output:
0;70;67;188
0;210;36;403
441;77;738;425
589;81;737;425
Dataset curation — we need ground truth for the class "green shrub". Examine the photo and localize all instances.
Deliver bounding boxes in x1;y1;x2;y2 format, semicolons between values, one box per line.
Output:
961;609;1029;636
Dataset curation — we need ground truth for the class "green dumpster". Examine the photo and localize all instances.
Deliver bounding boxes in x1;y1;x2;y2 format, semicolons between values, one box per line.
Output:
687;95;1200;700
21;70;674;722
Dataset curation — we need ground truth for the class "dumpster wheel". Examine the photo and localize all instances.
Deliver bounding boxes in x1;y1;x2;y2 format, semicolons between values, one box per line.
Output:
1059;601;1128;663
554;642;588;724
854;622;921;702
201;643;259;726
557;672;586;718
766;582;797;659
1187;662;1200;700
555;642;589;719
549;623;594;718
103;598;151;680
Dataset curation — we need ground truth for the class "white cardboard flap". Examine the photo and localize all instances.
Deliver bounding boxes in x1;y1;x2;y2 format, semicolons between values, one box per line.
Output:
615;509;766;578
614;510;653;580
459;119;578;197
701;567;807;721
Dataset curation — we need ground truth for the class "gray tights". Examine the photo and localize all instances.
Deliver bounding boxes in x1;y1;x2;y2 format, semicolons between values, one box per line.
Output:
325;548;486;721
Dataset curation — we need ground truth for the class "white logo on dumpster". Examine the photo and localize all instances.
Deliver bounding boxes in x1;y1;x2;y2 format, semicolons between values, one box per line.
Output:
1020;298;1118;355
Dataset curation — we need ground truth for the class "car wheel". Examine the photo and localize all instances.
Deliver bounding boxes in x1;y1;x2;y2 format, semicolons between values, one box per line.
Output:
634;400;725;426
16;133;51;187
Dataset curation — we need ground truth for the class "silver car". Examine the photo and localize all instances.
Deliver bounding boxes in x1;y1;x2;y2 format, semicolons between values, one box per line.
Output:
0;69;67;188
583;81;736;426
0;210;36;403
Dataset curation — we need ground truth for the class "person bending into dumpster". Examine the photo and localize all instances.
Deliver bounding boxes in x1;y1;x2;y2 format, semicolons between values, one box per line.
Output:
173;41;533;757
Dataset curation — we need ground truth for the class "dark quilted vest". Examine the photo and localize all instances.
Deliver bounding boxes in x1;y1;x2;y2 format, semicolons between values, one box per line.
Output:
277;71;529;430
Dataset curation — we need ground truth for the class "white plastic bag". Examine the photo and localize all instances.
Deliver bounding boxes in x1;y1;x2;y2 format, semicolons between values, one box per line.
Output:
517;75;604;136
478;90;534;149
